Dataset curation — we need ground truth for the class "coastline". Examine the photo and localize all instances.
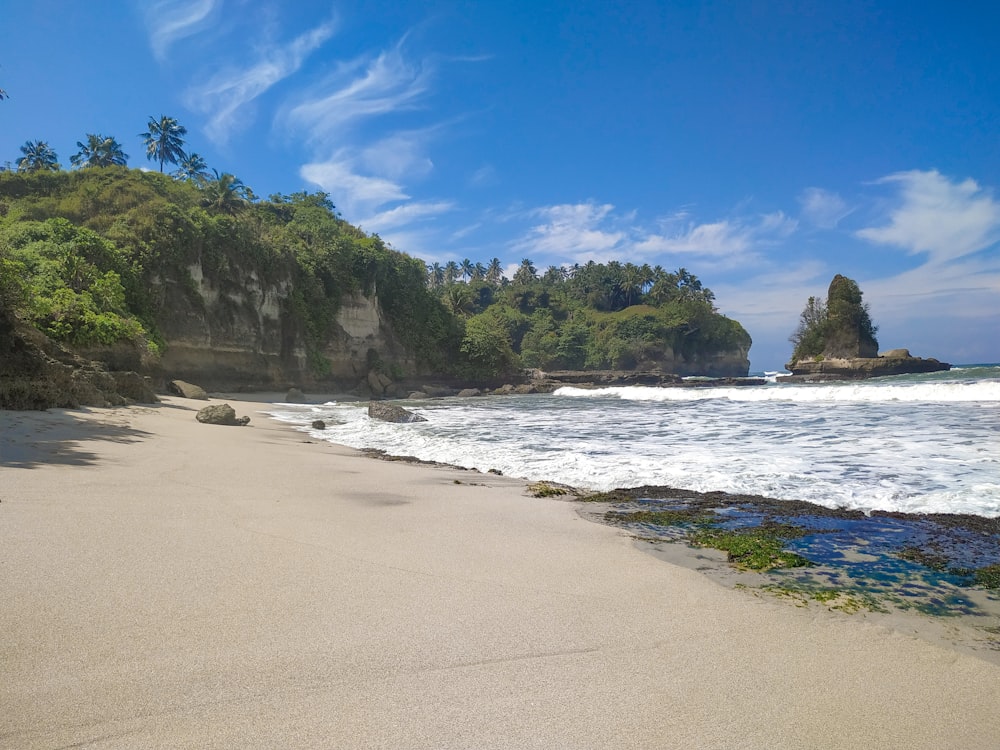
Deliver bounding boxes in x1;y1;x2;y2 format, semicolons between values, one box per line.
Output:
2;396;999;748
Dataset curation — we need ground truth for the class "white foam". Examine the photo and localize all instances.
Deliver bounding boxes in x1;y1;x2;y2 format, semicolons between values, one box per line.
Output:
554;380;1000;403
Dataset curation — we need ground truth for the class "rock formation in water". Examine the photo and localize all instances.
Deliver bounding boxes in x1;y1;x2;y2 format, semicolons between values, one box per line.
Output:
784;275;950;381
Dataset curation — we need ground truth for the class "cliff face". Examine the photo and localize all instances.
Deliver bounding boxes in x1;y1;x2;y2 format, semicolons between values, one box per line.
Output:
150;260;413;390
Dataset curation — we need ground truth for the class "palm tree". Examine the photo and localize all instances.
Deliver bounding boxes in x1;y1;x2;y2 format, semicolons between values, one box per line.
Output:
460;258;474;282
442;284;474;316
485;257;504;286
174;152;209;181
201;170;250;214
512;258;537;286
444;261;460;285
426;262;446;288
140;115;187;173
16;140;60;172
70;134;128;168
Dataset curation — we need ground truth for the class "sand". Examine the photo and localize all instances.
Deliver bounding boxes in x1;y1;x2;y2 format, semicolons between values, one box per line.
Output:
1;397;998;749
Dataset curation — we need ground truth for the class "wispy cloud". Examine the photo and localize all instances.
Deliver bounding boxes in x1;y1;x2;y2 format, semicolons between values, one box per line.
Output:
513;202;625;258
798;187;853;229
144;0;220;61
634;211;796;265
856;170;1000;263
185;17;336;144
359;200;455;233
282;40;433;148
301;156;408;217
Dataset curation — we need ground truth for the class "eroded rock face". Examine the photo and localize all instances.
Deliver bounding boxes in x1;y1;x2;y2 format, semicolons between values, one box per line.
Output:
367;401;427;423
195;403;250;425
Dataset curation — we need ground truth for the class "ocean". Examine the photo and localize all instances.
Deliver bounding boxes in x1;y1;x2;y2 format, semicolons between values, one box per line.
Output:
265;365;1000;518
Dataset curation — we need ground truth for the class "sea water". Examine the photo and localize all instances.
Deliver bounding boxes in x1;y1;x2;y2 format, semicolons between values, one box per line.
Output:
265;365;1000;518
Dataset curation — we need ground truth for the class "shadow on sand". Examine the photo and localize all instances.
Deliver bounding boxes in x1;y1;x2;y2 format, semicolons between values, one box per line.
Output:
0;405;172;469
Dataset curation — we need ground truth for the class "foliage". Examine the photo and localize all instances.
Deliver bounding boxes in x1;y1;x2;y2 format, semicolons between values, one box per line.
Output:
70;134;129;168
0;166;749;382
17;141;60;172
0;218;148;347
790;275;879;361
140;115;187;173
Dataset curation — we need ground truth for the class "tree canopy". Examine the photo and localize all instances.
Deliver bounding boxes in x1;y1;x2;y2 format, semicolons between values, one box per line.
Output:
790;274;878;361
140;115;187;173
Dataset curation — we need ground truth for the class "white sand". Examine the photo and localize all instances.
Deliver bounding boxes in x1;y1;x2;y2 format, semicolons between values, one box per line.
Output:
1;397;998;749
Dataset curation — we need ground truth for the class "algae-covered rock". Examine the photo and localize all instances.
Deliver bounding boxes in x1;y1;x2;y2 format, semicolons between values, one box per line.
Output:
367;401;427;423
195;403;250;426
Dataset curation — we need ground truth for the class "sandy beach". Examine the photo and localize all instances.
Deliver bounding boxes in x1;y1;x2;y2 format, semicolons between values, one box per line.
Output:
2;397;998;749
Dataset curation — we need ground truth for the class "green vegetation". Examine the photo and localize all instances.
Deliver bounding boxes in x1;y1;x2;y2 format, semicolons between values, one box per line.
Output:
973;565;1000;589
440;262;749;375
528;482;574;497
2;115;748;383
790;274;878;361
690;527;814;571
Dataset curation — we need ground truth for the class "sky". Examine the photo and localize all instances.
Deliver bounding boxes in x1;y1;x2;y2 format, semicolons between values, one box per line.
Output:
2;0;998;371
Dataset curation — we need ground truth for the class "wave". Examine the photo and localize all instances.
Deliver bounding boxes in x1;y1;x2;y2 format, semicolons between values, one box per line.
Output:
554;380;1000;403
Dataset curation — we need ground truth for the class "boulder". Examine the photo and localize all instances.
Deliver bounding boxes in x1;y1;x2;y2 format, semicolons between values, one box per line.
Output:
879;349;910;359
168;379;209;400
457;388;482;398
195;403;250;426
407;391;428;400
311;419;327;430
368;401;427;423
285;387;306;403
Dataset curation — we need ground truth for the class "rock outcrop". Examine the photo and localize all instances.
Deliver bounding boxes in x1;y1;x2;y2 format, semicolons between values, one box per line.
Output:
0;305;158;410
782;350;950;382
367;402;427;423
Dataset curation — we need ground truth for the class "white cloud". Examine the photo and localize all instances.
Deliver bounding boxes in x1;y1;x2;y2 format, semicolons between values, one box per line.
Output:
145;0;220;61
856;170;1000;263
282;41;432;147
301;157;408;217
798;187;852;228
185;18;336;143
359;131;435;182
634;211;796;261
359;201;455;233
513;202;625;258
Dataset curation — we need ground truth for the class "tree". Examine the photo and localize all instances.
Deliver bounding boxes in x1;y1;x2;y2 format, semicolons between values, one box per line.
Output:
70;134;128;168
444;261;460;284
427;262;445;288
200;170;250;214
789;296;828;360
512;258;537;286
140;115;187;173
460;258;474;282
173;152;209;181
17;140;60;172
789;275;878;361
486;257;504;286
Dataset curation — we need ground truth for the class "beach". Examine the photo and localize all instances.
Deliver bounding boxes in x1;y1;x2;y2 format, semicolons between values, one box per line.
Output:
2;397;999;749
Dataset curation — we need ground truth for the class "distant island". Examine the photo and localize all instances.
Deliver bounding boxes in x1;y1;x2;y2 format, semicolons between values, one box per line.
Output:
781;274;949;381
0;157;751;409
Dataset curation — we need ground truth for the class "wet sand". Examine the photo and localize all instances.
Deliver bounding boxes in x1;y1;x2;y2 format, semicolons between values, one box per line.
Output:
2;397;998;749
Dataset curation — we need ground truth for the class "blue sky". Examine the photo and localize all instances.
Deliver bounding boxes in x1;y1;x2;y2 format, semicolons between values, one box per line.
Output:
2;1;998;370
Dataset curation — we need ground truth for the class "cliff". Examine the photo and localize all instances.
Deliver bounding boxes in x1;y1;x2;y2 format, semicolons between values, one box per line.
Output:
149;259;415;391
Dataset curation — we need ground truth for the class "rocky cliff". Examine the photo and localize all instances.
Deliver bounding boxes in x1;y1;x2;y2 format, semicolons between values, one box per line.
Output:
149;259;414;391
